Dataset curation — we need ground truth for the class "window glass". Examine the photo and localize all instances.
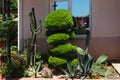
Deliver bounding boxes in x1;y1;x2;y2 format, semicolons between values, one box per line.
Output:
72;0;89;35
52;0;90;35
56;1;68;10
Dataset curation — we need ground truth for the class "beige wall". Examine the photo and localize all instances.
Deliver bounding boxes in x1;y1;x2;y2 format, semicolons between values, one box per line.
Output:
91;0;120;37
20;0;120;60
22;0;49;39
89;0;120;61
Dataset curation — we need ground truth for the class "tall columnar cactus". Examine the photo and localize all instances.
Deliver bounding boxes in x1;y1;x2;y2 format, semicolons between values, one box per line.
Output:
44;9;77;67
28;8;42;66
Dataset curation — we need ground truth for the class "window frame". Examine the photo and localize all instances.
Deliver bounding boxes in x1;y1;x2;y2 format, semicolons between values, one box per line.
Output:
49;0;91;38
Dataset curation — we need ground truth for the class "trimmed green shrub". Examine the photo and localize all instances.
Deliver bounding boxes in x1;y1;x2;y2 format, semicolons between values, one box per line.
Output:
44;9;74;30
48;56;67;67
47;33;70;44
70;59;78;66
50;43;77;55
46;30;76;39
1;62;28;78
44;9;77;67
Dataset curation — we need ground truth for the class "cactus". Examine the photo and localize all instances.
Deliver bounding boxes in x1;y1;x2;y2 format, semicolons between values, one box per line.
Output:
28;8;42;66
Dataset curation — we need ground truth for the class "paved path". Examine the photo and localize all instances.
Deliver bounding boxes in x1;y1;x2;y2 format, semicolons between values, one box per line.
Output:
112;63;120;74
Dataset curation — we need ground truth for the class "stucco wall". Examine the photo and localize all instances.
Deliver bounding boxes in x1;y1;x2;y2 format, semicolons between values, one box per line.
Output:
89;0;120;61
91;0;120;37
18;0;50;51
22;0;49;39
20;0;120;60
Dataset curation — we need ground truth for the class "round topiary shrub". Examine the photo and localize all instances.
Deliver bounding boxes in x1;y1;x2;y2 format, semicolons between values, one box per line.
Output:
47;33;70;44
50;43;77;56
44;9;74;30
48;56;67;67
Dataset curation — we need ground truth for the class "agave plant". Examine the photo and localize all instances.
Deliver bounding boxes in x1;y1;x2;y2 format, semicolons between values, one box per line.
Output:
77;54;95;79
76;47;108;79
61;61;78;80
28;51;43;78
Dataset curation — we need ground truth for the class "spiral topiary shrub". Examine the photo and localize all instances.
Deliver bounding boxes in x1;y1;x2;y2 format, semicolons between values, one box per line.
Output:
44;9;74;30
44;9;77;67
47;33;70;44
48;56;67;67
50;43;77;56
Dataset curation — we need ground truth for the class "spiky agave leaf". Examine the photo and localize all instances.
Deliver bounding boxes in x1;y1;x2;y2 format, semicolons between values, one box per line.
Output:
77;47;85;55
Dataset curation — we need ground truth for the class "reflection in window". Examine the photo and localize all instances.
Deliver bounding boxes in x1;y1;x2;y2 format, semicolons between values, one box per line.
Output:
72;0;89;35
53;0;89;35
73;16;89;35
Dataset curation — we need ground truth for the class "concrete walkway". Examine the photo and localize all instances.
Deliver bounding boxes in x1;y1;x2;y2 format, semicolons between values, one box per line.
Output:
112;63;120;75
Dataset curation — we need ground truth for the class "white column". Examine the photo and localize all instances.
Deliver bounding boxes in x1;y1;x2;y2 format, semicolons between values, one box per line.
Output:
18;0;23;51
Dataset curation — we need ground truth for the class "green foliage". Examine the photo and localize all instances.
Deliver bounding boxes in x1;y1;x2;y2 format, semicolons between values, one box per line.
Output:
27;8;43;67
91;54;108;72
29;61;43;77
29;10;42;34
1;62;28;78
48;56;67;67
44;9;77;67
50;43;77;56
47;33;70;44
11;0;18;10
76;47;108;79
0;20;17;42
11;45;17;51
93;54;108;66
77;54;95;79
46;30;76;39
61;61;78;79
44;9;74;30
36;51;42;59
28;50;43;78
0;0;18;10
77;47;86;55
70;59;78;66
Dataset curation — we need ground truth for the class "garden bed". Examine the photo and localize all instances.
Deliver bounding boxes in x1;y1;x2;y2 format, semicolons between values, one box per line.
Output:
0;50;120;80
1;62;120;80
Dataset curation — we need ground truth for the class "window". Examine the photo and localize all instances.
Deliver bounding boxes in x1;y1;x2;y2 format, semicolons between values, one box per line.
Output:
56;1;68;10
50;0;70;11
72;0;89;35
50;0;90;35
